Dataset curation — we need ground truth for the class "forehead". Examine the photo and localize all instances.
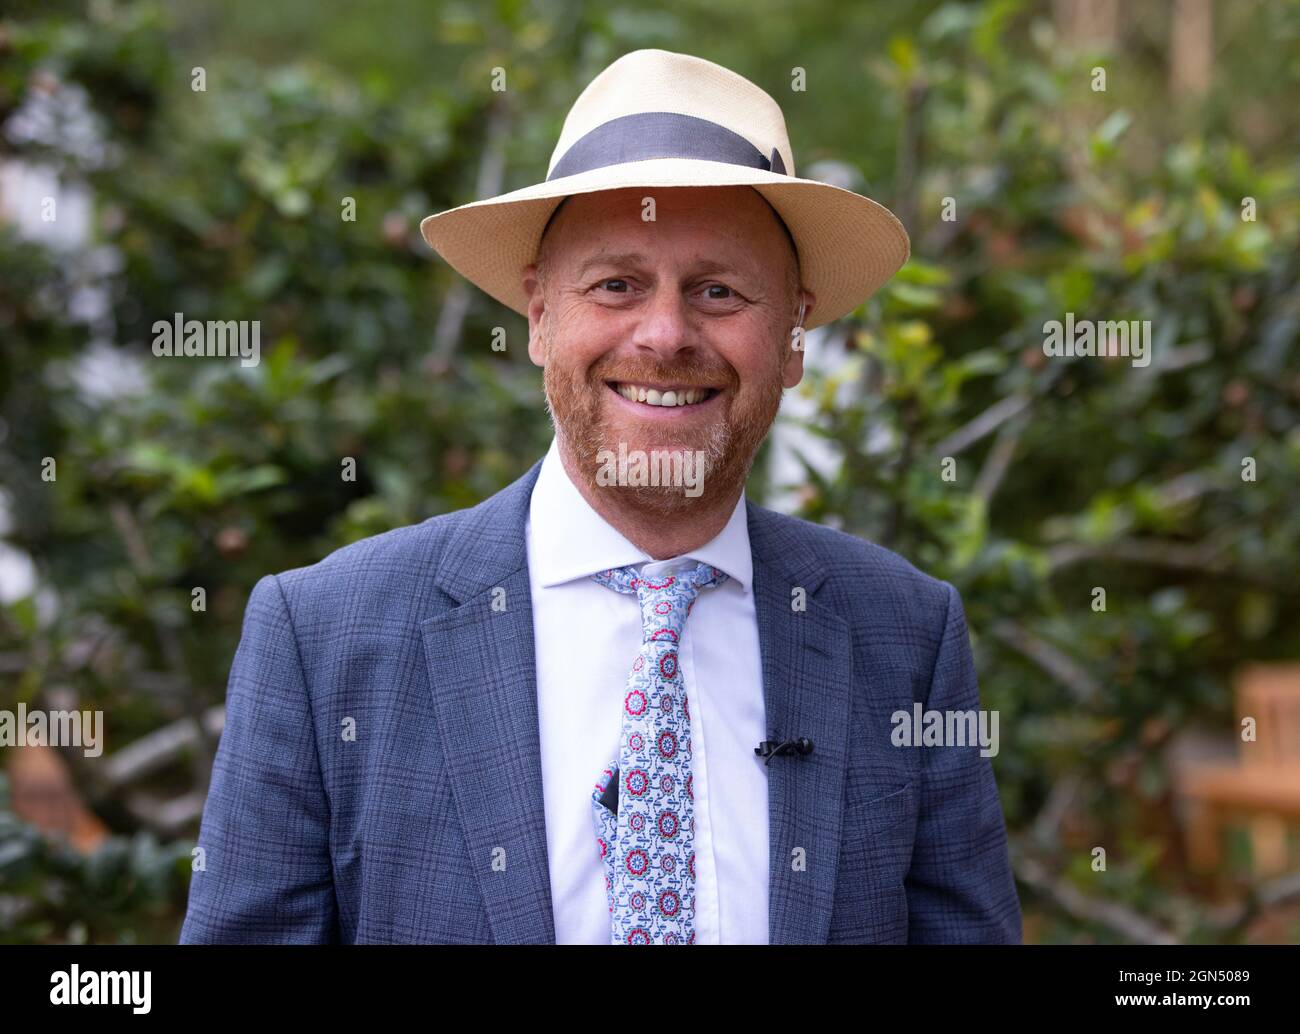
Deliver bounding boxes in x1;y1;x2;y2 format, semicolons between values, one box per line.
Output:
542;186;788;274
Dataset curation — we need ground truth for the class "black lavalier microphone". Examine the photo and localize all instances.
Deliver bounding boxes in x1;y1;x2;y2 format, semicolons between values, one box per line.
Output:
754;737;814;766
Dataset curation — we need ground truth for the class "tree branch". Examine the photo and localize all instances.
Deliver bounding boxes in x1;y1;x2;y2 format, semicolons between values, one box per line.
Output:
989;620;1101;704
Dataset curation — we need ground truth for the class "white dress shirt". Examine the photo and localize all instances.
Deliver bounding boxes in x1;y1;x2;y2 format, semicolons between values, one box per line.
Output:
525;435;770;944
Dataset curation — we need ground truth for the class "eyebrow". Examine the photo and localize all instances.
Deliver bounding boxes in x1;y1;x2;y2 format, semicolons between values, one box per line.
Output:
574;252;750;280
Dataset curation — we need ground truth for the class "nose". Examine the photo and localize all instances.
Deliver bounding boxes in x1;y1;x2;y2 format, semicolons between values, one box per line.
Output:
628;283;696;362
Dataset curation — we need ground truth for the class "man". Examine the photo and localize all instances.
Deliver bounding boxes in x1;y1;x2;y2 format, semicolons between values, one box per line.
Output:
180;48;1021;944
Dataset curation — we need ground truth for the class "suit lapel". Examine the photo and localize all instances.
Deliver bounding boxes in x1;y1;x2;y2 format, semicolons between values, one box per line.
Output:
748;501;854;944
419;458;558;944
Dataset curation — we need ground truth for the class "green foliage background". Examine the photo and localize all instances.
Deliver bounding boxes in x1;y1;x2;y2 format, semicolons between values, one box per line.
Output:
1;0;1298;943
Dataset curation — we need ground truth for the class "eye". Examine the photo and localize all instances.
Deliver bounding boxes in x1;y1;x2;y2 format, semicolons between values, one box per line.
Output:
594;277;630;293
698;282;745;304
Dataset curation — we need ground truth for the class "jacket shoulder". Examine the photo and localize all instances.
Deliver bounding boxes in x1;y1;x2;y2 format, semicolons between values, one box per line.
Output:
750;503;955;623
261;503;481;629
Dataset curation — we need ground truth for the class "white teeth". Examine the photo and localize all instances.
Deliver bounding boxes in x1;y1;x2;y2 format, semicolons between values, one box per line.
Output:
615;383;714;408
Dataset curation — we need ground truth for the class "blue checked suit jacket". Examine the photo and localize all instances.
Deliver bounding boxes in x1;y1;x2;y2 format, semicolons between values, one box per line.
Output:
179;457;1022;944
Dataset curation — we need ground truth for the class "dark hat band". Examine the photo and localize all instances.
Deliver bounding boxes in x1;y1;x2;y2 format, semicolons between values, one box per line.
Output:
547;111;787;181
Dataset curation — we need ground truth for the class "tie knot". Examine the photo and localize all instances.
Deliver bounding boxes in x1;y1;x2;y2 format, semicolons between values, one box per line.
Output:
591;561;728;642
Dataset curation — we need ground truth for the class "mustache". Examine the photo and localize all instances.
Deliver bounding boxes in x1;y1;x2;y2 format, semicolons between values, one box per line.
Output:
589;355;736;390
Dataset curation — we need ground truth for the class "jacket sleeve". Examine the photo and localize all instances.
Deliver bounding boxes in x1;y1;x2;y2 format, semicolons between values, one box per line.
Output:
179;573;339;943
905;581;1022;943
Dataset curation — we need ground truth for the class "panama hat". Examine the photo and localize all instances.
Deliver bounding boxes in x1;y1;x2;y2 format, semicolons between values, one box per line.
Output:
419;48;910;331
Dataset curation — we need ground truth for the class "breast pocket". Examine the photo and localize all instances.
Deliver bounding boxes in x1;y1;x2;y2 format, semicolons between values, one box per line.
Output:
844;781;914;835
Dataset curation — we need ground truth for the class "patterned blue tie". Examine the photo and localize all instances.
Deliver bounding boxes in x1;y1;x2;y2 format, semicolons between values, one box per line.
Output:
589;560;729;945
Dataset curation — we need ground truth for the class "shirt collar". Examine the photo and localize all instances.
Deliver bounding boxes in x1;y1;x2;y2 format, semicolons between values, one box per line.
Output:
527;435;753;592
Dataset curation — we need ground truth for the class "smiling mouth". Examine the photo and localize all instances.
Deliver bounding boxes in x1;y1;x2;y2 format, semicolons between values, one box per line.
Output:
606;381;722;408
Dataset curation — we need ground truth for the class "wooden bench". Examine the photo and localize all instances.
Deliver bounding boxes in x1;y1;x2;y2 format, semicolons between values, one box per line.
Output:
1175;664;1300;876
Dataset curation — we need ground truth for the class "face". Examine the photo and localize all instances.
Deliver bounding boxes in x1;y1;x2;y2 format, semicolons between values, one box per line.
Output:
523;185;812;516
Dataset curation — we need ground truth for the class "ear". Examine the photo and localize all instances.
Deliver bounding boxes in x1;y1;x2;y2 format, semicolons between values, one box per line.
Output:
782;288;815;388
523;262;545;367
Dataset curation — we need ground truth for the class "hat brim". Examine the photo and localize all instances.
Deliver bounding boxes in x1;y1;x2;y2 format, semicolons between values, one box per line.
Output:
419;157;910;331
